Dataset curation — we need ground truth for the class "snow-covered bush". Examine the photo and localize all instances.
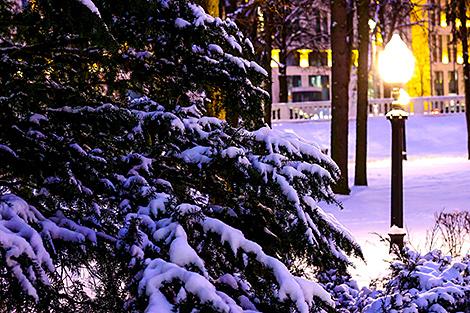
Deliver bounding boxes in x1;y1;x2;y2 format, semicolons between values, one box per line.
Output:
0;0;361;312
317;269;379;312
363;249;470;312
316;249;470;313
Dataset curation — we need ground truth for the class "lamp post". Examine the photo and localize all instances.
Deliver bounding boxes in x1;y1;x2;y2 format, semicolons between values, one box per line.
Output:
378;34;415;250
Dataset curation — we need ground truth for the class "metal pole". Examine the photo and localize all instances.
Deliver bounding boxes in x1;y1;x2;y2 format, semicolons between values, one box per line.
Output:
403;122;407;160
387;113;407;250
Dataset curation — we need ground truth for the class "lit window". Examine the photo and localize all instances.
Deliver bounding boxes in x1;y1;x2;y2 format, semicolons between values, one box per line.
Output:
287;75;302;88
449;71;458;94
457;42;463;64
442;50;449;64
297;49;312;68
442;54;449;64
325;50;332;67
440;11;447;27
309;75;321;88
308;75;330;100
434;71;444;96
271;49;280;68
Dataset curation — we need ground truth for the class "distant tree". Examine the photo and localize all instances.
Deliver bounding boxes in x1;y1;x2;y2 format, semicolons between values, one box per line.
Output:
446;0;470;159
330;0;353;194
228;0;329;124
354;0;417;186
354;0;370;186
372;0;415;45
267;0;330;105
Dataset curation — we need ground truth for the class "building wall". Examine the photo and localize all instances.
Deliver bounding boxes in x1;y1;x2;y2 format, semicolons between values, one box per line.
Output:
270;0;465;108
271;63;331;103
408;0;432;97
428;0;465;96
270;6;333;104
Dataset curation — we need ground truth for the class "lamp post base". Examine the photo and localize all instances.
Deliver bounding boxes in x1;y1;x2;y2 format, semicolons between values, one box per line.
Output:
389;233;406;252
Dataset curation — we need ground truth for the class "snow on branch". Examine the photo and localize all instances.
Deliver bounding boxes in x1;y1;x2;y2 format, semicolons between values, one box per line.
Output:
201;216;335;312
139;258;235;313
168;104;354;257
250;127;338;174
77;0;102;17
0;194;97;300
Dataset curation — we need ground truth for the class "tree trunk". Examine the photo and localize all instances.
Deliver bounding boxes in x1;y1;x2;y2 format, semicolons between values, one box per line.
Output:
278;49;289;103
330;0;351;194
459;0;470;159
354;0;369;186
196;0;219;17
278;13;289;104
263;8;273;126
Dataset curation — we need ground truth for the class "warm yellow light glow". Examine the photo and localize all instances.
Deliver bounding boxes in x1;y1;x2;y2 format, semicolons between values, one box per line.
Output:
456;18;462;28
351;50;359;67
398;88;410;105
378;34;415;84
457;43;463;64
271;49;280;68
325;49;332;67
467;20;470;28
408;1;431;97
440;12;447;27
88;62;101;73
376;32;383;44
442;52;449;64
298;49;312;68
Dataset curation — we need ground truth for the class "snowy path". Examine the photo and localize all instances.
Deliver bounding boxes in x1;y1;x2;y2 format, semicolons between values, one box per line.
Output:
334;157;470;240
274;114;470;284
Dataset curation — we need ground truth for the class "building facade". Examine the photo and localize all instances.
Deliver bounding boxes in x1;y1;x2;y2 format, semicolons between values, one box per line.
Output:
269;0;466;106
270;7;334;104
270;50;332;103
427;1;465;97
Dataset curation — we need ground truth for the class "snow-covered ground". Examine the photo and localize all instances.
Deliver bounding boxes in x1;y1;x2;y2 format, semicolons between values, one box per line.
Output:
274;114;470;285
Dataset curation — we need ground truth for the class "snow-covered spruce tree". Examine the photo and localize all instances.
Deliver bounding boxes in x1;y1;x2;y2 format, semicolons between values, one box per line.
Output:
316;269;374;312
105;0;269;127
0;0;362;312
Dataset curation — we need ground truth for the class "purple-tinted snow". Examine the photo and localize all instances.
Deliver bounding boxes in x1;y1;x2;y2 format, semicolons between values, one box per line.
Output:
275;114;470;285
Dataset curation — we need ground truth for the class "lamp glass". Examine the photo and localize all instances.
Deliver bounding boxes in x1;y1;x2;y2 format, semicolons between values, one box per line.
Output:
378;34;415;84
397;88;410;105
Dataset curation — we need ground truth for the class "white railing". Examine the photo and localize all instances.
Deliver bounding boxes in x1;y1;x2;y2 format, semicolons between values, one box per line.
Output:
272;95;466;122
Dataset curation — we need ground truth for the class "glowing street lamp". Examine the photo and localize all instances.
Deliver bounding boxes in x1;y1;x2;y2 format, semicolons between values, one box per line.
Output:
378;34;415;87
378;33;415;250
